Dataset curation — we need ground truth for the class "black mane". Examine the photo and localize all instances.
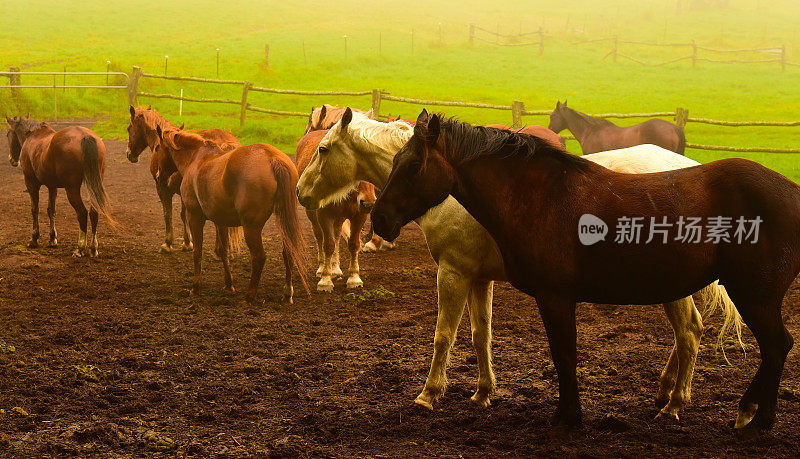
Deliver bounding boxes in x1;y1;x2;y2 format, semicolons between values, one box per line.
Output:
437;116;591;171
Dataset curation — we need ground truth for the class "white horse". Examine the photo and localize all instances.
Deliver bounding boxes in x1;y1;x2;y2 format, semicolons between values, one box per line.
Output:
296;109;741;420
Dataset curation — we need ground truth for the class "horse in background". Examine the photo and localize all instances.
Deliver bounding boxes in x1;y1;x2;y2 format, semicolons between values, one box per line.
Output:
485;124;565;148
296;129;374;291
126;106;241;253
6;116;113;257
304;104;394;253
548;101;685;155
372;110;799;432
297;109;740;420
156;126;308;305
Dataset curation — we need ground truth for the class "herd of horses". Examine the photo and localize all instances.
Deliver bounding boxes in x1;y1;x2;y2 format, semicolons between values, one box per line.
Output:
4;100;797;434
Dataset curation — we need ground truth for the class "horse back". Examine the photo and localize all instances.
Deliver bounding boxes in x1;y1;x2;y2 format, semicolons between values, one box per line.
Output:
198;129;241;152
29;126;104;187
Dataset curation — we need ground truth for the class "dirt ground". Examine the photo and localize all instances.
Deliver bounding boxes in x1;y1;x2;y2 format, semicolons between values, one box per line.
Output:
1;127;800;457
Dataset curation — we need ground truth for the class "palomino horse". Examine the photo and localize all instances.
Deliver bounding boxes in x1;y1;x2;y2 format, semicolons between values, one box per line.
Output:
372;111;799;432
155;126;308;304
296;129;375;291
126;106;241;252
548;101;685;155
304;104;393;253
6;116;113;257
296;109;739;420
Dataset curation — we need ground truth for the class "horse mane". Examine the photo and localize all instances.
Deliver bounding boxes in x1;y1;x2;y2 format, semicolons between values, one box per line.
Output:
436;116;591;171
344;112;414;151
137;107;177;133
162;129;211;152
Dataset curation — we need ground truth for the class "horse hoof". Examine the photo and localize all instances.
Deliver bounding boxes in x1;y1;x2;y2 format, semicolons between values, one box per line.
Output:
281;295;294;305
469;393;492;408
413;397;435;411
317;280;334;293
47;239;58;248
361;242;377;253
89;249;99;258
315;267;324;278
551;409;582;427
379;242;396;252
159;244;174;254
654;396;669;409
223;286;236;294
332;267;344;277
182;244;193;252
346;277;364;289
190;288;200;297
654;410;680;422
72;248;85;258
28;240;39;249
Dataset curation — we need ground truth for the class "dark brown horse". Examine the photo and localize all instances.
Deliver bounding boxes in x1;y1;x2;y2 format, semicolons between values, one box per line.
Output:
6;116;113;257
126;106;240;252
548;101;685;154
372;110;799;433
156;126;308;304
296;129;375;291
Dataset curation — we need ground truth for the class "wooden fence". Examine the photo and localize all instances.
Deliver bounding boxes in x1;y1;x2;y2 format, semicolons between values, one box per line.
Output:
468;24;545;54
572;37;798;70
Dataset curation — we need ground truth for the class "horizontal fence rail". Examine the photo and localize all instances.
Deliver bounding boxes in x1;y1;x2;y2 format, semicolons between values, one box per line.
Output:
4;66;800;154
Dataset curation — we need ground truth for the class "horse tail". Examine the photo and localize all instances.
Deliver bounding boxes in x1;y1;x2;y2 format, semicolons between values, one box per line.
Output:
81;136;116;227
697;281;745;363
676;126;686;156
271;158;311;295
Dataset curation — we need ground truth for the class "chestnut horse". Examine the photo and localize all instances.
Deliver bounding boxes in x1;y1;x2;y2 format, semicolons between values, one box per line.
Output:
304;104;393;253
126;106;241;252
155;126;308;304
485;124;565;148
548;101;685;155
296;129;375;291
373;111;799;432
6;116;112;257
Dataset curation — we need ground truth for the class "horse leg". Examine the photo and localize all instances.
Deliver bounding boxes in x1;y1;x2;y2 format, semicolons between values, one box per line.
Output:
281;243;294;304
46;187;58;247
317;215;337;292
726;287;793;432
307;210;325;278
467;280;496;408
88;207;99;258
331;221;344;277
26;181;41;248
66;187;89;257
242;224;266;304
415;265;470;409
536;294;581;427
656;297;703;420
157;182;175;253
187;213;205;296
216;225;234;293
345;214;367;289
180;201;193;251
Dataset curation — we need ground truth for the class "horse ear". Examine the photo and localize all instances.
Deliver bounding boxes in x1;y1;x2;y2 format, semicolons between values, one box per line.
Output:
341;107;353;130
318;105;327;123
415;109;429;127
156;124;163;140
365;108;374;119
129;106;136;118
426;114;441;144
178;123;185;130
5;115;12;125
563;100;567;107
147;105;152;110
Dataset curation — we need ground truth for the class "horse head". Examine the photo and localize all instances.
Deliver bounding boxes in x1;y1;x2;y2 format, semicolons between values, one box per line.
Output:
548;100;570;134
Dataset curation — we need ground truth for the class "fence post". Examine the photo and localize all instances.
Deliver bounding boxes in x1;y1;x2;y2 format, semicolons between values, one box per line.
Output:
8;67;20;97
691;39;697;68
128;66;143;107
240;82;252;127
538;27;544;55
371;89;382;119
469;23;475;46
781;44;786;72
675;107;689;128
512;100;524;128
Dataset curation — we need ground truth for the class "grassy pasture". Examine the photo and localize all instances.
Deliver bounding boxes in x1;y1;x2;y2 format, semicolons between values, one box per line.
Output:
2;0;800;179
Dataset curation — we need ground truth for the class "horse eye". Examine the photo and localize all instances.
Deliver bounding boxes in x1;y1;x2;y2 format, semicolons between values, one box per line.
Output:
318;146;328;154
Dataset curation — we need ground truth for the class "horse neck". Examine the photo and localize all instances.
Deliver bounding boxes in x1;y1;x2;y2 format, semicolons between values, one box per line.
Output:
561;108;593;140
144;112;176;150
168;145;203;175
350;123;411;188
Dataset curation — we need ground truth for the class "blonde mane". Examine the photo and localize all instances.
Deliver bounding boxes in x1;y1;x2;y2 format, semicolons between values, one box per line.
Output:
343;112;414;152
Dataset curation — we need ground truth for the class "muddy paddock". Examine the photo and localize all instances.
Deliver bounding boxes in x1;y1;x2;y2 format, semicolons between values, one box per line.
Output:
1;130;800;457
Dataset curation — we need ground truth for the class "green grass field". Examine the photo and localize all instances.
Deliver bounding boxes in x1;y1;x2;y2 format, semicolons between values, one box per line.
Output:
2;0;800;179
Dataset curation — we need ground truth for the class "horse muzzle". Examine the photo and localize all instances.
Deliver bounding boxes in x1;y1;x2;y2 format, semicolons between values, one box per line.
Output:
9;157;18;167
358;199;375;214
126;149;139;163
371;210;401;242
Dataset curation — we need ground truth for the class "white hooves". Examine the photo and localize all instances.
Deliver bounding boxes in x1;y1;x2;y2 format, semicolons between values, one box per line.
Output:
346;276;364;289
413;397;434;410
332;266;344;277
159;243;174;253
469;393;492;408
72;248;86;258
655;409;680;421
361;241;377;253
316;266;325;278
317;278;334;292
181;242;193;252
